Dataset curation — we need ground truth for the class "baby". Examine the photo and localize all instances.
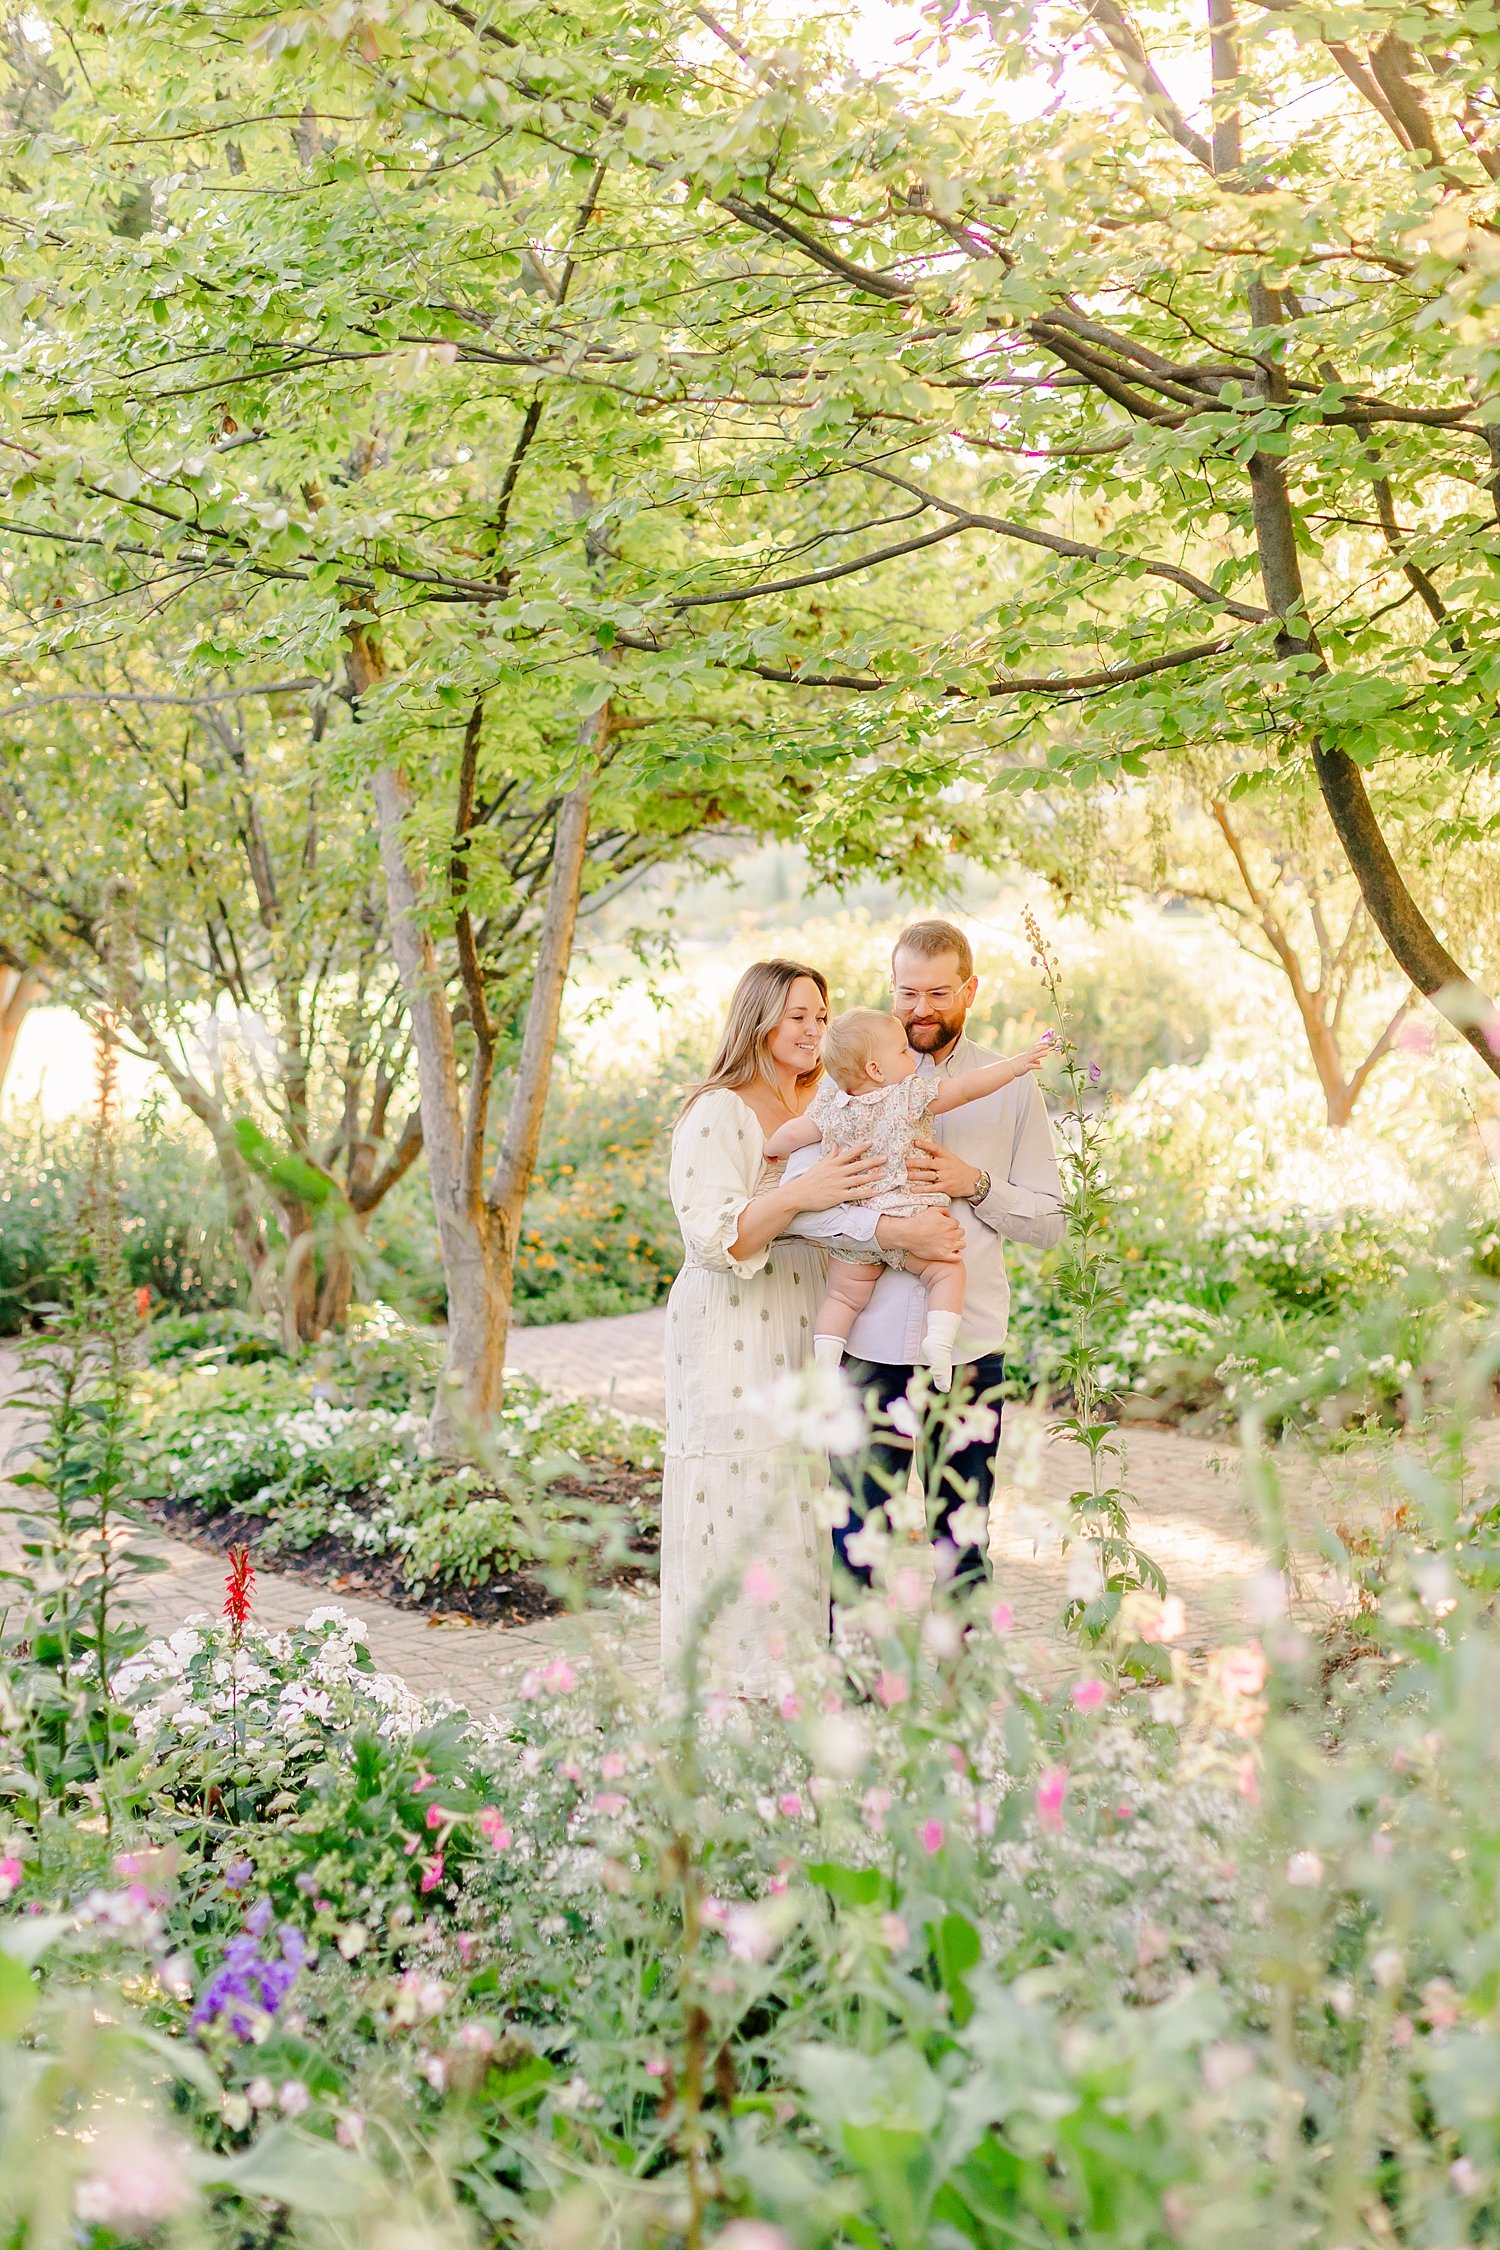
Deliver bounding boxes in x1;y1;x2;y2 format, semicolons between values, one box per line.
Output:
765;1008;1051;1390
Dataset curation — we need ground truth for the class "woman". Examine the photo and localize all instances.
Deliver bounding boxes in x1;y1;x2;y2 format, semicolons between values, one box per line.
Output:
661;960;883;1699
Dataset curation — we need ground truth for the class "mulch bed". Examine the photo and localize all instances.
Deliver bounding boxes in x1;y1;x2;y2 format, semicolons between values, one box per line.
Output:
138;1462;661;1630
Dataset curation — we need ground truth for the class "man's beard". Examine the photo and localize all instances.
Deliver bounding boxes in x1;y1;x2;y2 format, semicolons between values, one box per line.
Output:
900;1007;966;1054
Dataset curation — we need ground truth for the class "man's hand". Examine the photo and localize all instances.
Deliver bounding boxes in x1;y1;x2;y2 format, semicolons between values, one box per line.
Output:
877;1207;964;1261
906;1135;982;1200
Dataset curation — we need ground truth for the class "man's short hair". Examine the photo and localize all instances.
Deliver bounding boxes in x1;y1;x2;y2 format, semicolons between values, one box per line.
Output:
892;919;974;984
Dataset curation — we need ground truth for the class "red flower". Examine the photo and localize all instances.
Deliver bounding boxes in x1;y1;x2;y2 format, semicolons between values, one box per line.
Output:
223;1546;255;1638
133;1285;151;1319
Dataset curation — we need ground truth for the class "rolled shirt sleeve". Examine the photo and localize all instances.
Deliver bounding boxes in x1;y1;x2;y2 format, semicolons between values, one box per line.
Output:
970;1075;1066;1249
779;1143;882;1245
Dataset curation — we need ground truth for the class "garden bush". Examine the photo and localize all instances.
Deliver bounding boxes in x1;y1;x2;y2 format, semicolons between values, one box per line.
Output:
0;1098;241;1331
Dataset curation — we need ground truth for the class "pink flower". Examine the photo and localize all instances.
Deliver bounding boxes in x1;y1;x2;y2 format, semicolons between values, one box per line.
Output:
477;1808;512;1850
699;1897;727;1926
1236;1753;1260;1806
744;1560;777;1605
412;1766;436;1793
1216;1644;1268;1699
0;1855;23;1901
1071;1678;1107;1711
779;1691;802;1722
974;1800;996;1837
1130;1593;1187;1645
875;1671;908;1709
725;1904;777;1962
419;1853;445;1893
520;1658;576;1699
592;1792;628;1817
919;1819;944;1855
75;2126;194;2231
879;1912;908;1950
777;1792;804;1820
712;2223;795;2250
1035;1765;1068;1833
425;1803;454;1831
557;1761;583;1785
645;2056;666;2078
990;1601;1015;1633
600;1751;627;1780
862;1787;892;1833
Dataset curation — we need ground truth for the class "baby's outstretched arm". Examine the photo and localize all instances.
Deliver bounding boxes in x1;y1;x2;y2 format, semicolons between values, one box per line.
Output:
763;1113;824;1160
927;1032;1053;1115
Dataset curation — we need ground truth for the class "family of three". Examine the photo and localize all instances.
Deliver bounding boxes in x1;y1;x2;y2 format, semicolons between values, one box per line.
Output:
660;919;1066;1699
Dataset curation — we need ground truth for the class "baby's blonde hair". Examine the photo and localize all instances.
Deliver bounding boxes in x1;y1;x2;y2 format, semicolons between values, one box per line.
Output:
821;1008;905;1093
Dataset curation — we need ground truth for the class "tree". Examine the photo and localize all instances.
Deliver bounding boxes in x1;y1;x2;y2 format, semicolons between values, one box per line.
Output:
0;647;728;1348
0;3;1008;1428
1052;768;1441;1124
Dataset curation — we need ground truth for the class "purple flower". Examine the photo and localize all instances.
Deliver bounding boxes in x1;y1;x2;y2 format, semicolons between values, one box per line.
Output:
1087;1062;1102;1084
223;1860;253;1892
192;1914;307;2039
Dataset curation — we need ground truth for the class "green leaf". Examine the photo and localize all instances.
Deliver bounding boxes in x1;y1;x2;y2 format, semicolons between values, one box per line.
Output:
806;1860;885;1908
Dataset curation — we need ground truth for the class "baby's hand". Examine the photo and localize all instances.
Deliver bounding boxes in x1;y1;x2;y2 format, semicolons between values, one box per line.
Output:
1014;1033;1053;1075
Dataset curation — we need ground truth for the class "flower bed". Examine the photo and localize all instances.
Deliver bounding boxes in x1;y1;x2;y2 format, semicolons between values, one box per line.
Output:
7;1486;1500;2250
128;1310;663;1619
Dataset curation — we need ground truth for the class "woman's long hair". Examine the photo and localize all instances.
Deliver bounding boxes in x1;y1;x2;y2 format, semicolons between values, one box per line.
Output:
680;959;828;1118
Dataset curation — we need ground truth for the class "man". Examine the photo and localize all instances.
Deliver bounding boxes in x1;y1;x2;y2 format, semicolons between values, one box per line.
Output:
786;919;1065;1595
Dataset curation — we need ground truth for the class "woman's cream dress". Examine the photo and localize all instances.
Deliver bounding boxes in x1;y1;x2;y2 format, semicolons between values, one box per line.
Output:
660;1088;831;1697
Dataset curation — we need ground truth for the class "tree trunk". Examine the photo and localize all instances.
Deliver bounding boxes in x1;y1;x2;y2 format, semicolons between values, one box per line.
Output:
0;966;44;1097
1242;329;1500;1080
370;748;506;1453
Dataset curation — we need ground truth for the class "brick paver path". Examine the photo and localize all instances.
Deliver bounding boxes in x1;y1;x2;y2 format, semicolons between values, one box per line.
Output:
7;1322;1493;1713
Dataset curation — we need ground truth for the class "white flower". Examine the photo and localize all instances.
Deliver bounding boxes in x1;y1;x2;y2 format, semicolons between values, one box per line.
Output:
947;1500;989;1554
751;1364;864;1455
303;1606;368;1641
845;1513;892;1573
1286;1851;1325;1888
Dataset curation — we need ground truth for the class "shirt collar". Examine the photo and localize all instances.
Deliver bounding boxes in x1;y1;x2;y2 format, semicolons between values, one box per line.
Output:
916;1033;969;1077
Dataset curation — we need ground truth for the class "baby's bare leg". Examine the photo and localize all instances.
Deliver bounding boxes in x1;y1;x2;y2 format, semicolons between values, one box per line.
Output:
818;1260;883;1341
812;1260;884;1370
907;1253;966;1391
908;1252;966;1318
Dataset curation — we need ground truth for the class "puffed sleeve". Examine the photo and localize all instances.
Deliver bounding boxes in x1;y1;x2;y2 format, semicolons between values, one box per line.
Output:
670;1089;770;1278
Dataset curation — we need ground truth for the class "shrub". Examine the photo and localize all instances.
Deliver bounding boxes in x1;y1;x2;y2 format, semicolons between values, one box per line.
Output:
0;1099;241;1331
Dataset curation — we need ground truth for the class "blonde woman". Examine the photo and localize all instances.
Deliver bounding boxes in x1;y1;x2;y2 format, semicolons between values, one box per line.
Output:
662;960;957;1697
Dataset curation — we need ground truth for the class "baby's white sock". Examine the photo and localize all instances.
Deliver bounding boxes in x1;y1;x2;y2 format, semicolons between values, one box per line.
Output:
813;1334;846;1371
922;1310;962;1393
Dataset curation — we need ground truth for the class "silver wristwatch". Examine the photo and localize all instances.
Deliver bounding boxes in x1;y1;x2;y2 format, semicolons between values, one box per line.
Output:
968;1168;992;1204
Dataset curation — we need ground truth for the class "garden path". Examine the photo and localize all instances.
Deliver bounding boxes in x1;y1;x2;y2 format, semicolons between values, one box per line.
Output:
5;1326;1495;1715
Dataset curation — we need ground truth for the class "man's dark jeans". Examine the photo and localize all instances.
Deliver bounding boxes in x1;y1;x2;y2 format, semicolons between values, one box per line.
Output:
833;1352;1007;1596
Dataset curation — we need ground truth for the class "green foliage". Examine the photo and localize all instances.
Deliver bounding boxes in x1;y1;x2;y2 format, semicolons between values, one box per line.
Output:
0;1100;240;1333
6;1311;1500;2248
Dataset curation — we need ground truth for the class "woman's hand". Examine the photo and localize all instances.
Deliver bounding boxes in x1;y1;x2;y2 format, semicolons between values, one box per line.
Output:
786;1139;884;1212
